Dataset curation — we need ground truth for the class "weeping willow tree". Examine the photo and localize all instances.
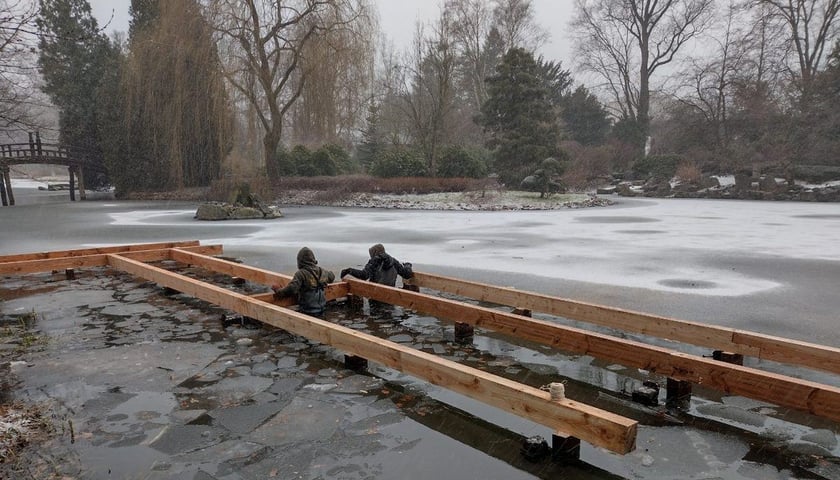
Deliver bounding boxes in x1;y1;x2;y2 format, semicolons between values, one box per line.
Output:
117;0;232;192
290;3;376;147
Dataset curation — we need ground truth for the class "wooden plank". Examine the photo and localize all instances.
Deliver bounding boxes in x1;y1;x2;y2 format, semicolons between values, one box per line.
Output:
0;245;223;276
407;272;840;376
105;253;637;454
346;278;840;423
170;248;350;303
0;241;201;263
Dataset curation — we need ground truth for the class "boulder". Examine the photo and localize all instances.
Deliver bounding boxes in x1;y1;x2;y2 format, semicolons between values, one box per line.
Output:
734;174;752;191
616;183;637;197
758;176;779;192
195;203;230;221
195;201;283;221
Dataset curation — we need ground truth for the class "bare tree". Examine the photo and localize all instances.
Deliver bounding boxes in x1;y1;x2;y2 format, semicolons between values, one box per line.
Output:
291;1;375;147
446;0;494;109
394;14;458;175
748;0;840;95
492;0;549;52
673;1;752;151
208;0;365;169
571;0;714;142
0;0;43;133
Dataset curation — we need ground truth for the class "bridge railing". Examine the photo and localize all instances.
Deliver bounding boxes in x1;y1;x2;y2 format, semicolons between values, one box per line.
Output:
0;143;72;159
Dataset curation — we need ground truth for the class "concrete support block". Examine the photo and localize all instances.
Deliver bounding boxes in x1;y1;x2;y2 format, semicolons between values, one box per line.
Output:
552;432;581;461
631;380;660;407
666;378;692;409
712;350;744;365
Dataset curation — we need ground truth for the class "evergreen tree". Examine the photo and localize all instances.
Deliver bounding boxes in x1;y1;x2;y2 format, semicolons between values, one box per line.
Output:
478;47;560;184
356;102;383;173
37;0;111;186
560;86;611;145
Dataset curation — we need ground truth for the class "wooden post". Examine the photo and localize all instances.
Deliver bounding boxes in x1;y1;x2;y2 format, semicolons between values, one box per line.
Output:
344;354;369;371
0;168;8;206
2;167;13;206
454;321;474;343
68;166;76;201
76;166;86;200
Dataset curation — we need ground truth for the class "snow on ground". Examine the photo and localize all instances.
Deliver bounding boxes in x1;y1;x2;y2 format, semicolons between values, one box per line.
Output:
107;198;840;297
8;179;49;189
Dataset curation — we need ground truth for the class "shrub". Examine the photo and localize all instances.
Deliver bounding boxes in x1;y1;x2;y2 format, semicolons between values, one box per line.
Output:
268;146;297;178
370;147;427;178
289;145;315;176
320;144;358;174
632;154;683;179
310;148;337;176
437;145;489;178
272;174;495;195
675;161;702;183
208;175;273;203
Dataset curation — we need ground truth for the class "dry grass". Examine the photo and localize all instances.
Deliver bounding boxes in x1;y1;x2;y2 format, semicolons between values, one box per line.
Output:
675;162;702;183
0;403;54;465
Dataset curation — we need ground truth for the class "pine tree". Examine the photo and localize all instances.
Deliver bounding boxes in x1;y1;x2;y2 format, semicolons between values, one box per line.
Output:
560;86;611;146
356;102;384;172
478;47;560;185
37;0;111;186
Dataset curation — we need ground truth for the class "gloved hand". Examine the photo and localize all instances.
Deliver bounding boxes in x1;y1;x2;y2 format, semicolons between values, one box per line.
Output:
340;268;351;279
403;262;414;279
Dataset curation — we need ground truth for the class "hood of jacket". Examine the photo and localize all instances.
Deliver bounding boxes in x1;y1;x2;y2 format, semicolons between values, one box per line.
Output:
368;243;386;258
297;247;318;269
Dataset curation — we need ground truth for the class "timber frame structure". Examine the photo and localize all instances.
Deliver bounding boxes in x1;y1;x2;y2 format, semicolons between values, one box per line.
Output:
3;241;840;457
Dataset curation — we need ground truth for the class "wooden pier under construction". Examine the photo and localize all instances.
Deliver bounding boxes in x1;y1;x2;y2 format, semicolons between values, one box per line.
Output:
2;240;840;458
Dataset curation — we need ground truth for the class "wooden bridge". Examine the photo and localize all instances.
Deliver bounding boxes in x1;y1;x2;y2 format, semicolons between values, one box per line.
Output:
0;132;106;206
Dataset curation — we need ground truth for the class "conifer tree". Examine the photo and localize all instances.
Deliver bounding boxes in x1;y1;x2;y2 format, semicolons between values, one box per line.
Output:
37;0;111;186
478;47;559;184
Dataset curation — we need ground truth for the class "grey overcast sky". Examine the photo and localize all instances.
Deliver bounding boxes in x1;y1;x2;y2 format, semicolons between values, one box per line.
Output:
88;0;577;66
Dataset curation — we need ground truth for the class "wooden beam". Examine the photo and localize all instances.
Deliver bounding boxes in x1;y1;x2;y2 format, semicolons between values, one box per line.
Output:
169;248;350;302
347;278;840;423
407;272;840;376
0;241;202;263
105;253;637;454
0;245;222;276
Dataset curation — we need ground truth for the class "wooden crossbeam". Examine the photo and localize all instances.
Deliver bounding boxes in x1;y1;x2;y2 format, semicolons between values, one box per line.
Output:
0;245;223;276
346;278;840;423
0;240;201;263
169;248;350;303
407;272;840;376
105;253;637;454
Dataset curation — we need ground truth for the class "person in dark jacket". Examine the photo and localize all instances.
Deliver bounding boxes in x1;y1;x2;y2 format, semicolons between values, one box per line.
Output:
272;247;335;316
340;244;413;287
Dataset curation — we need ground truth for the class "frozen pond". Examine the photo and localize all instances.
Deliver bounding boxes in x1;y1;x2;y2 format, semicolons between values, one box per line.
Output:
2;184;840;479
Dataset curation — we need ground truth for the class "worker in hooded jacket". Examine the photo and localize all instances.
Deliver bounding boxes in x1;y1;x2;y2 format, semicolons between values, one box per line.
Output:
340;244;413;287
272;247;335;316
